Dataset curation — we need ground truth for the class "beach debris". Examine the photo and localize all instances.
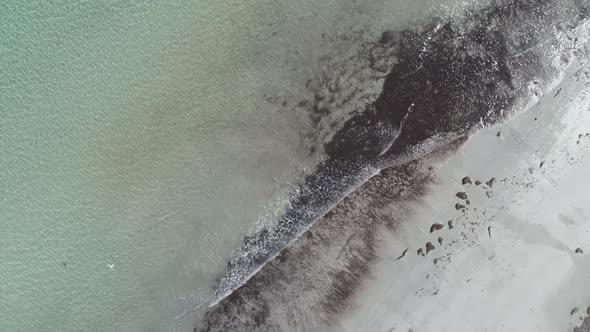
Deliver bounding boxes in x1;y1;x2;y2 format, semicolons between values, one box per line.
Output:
462;176;473;185
397;248;409;260
430;223;444;233
575;248;584;254
425;242;435;254
486;177;497;187
554;88;561;97
448;220;454;229
456;192;468;200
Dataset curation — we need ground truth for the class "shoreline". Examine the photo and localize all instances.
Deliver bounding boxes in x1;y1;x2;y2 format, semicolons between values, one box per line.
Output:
201;0;590;330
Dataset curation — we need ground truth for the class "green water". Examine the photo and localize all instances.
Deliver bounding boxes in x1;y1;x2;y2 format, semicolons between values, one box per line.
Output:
0;1;312;330
0;0;457;329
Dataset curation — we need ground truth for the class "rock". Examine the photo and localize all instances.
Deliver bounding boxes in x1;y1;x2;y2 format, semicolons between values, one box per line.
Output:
486;177;497;187
462;176;473;185
455;203;466;210
425;242;435;254
456;192;468;200
475;180;482;185
575;248;584;254
430;223;444;233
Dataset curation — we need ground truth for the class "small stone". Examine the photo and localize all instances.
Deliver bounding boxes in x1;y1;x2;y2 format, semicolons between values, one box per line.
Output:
417;248;425;256
456;192;468;200
571;307;579;315
425;242;435;254
496;131;502;137
488;226;492;238
539;161;545;168
448;220;454;229
455;203;466;210
575;248;584;254
466;199;471;205
486;191;493;198
486;177;497;187
475;180;482;185
462;176;473;185
438;237;443;245
433;258;438;265
577;140;581;145
587;306;590;315
430;223;444;233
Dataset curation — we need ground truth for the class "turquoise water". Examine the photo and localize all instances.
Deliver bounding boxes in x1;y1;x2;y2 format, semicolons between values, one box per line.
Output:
0;1;312;330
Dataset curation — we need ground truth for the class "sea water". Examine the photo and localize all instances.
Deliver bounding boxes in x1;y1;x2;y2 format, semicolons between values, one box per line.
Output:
0;0;463;330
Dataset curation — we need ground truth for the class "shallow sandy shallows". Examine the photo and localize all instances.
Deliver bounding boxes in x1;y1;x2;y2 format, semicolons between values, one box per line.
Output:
333;58;590;332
